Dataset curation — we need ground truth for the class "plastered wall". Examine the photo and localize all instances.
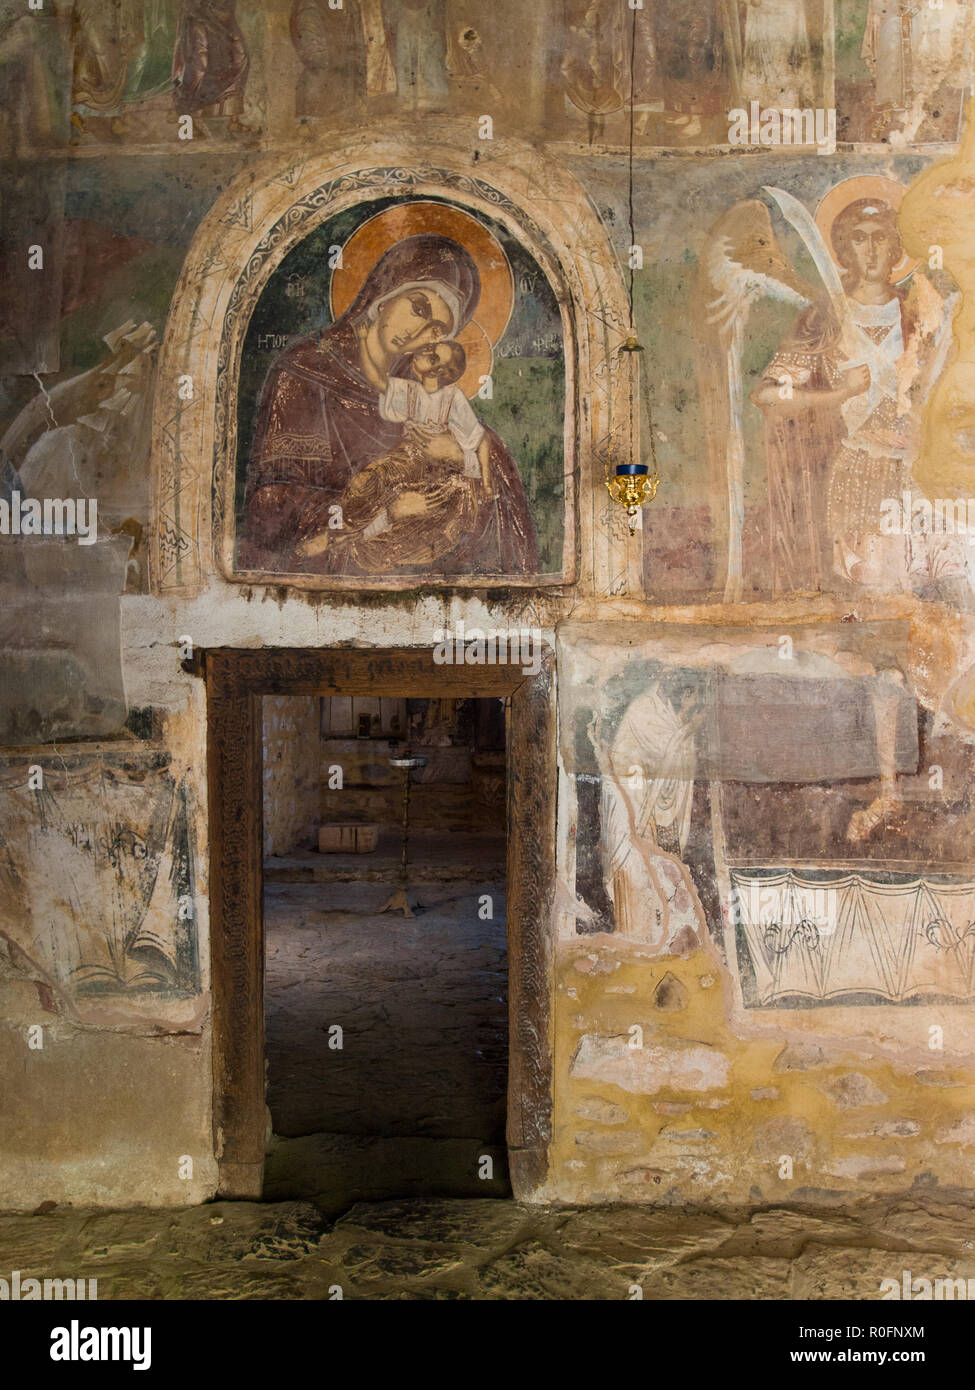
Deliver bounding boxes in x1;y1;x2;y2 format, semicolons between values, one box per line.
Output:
4;0;975;1209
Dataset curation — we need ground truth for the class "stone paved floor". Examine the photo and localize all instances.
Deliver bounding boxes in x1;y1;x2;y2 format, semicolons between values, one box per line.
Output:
3;1194;975;1299
265;830;506;883
263;877;511;1212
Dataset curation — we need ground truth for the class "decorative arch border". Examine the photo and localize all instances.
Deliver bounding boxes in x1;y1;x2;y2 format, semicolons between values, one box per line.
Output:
149;122;639;598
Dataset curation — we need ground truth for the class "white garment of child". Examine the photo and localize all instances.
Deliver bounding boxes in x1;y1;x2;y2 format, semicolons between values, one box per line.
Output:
380;376;484;479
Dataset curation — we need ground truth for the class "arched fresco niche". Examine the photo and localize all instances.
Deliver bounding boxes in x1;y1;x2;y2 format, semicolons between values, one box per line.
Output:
149;128;637;598
234;198;567;586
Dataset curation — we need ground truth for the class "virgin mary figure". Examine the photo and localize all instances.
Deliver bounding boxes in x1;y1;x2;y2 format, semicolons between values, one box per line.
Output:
239;232;538;577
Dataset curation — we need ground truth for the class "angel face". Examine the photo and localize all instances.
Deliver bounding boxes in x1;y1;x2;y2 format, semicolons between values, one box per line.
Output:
847;220;900;286
831;200;902;288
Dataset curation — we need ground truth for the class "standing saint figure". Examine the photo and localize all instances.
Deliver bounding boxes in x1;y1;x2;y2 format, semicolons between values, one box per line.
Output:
3;0;67;151
240;233;538;578
172;0;248;121
861;0;973;139
651;0;740;138
72;0;176;136
740;0;817;110
290;0;366;118
389;0;448;111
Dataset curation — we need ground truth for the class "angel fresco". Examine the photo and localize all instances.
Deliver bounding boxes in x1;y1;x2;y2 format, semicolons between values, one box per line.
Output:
238;203;546;582
695;176;959;603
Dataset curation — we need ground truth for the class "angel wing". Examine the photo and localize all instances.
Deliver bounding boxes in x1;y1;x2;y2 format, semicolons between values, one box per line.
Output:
693;198;815;603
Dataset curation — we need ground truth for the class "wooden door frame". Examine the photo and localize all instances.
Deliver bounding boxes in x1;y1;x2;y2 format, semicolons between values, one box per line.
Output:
203;646;556;1200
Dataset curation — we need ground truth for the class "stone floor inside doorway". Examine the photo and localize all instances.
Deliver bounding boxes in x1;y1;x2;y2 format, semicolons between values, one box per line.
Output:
263;829;511;1213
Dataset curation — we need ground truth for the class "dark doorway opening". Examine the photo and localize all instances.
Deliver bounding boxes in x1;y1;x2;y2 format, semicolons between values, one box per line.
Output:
204;648;555;1208
261;694;511;1212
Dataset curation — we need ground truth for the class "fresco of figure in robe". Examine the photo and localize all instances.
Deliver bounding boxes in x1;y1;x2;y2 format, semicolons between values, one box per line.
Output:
835;0;974;141
289;2;524;125
651;0;741;141
560;0;658;141
694;175;960;604
559;0;745;144
740;0;817;109
860;0;974;139
290;0;366;118
71;0;177;138
598;684;706;955
389;0;448;110
234;199;568;586
2;0;70;154
561;0;626;120
172;0;249;124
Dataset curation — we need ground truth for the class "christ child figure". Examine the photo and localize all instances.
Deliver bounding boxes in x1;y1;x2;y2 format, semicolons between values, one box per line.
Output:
379;340;492;495
297;340;497;572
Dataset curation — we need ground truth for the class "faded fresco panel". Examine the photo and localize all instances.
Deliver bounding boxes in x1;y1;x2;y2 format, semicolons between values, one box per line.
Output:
1;0;71;375
0;753;200;1009
558;622;975;1010
836;0;973;143
600;152;970;605
557;0;971;149
69;0;266;148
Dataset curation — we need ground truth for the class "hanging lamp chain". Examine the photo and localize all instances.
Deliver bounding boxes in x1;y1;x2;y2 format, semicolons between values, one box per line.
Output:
624;2;658;493
604;3;660;531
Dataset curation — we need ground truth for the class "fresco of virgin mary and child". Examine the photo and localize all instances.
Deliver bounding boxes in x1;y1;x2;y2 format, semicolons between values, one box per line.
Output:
236;199;567;584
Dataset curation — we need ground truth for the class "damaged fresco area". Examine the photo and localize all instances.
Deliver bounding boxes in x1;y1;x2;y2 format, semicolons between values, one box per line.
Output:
546;619;975;1203
0;750;200;1020
560;619;975;1005
547;924;975;1205
14;0;969;153
561;0;973;148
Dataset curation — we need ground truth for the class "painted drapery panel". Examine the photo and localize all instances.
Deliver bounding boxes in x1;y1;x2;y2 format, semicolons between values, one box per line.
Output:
0;754;199;1007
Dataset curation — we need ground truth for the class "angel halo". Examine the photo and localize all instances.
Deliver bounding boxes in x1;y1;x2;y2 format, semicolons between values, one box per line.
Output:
815;176;918;285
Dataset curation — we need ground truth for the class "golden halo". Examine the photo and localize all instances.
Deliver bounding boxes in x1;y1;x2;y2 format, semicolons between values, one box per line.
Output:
330;200;514;347
815;176;917;284
452;319;494;401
